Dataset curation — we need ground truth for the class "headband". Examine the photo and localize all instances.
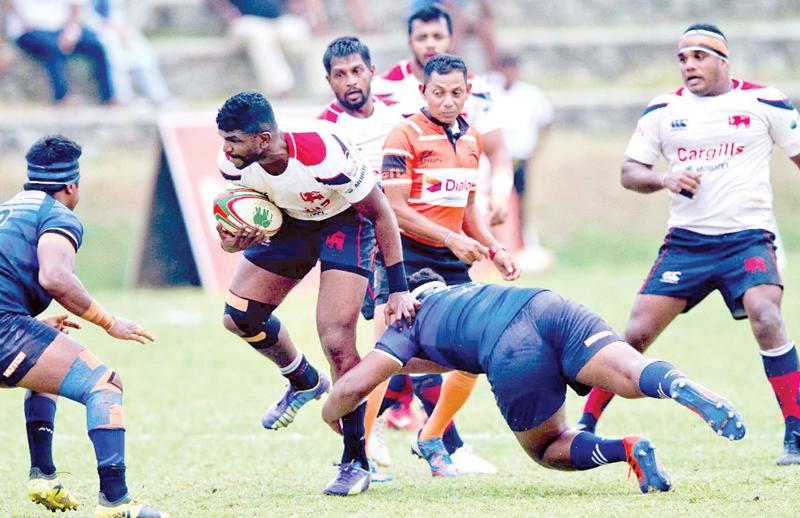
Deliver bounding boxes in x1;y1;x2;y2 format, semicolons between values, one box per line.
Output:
27;159;80;185
677;29;729;61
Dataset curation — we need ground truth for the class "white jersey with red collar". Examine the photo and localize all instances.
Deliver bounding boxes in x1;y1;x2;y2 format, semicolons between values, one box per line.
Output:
218;126;374;221
625;79;800;235
317;97;405;178
372;59;501;135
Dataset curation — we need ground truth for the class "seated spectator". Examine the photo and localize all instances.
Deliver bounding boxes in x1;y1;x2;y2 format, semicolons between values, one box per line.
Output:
207;0;325;98
88;0;171;105
3;0;116;105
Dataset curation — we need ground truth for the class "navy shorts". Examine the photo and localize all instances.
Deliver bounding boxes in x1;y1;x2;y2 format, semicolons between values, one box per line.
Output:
0;313;59;387
370;234;471;311
245;208;375;280
640;228;782;320
486;291;622;432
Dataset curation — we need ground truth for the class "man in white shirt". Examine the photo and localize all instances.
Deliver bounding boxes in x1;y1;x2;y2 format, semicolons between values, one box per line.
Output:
576;24;800;466
215;91;418;495
489;53;555;272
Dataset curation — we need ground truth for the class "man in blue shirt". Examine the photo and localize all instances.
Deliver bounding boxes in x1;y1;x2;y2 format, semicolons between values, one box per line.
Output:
0;135;166;517
323;268;746;493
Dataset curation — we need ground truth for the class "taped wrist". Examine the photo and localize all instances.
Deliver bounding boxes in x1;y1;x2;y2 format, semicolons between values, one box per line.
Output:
81;301;115;331
224;292;281;350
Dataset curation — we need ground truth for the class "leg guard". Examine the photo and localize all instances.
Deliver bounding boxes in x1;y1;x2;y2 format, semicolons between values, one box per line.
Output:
224;292;281;350
57;352;124;431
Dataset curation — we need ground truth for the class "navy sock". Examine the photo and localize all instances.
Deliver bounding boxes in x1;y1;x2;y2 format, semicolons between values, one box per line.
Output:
410;374;464;454
283;355;319;391
24;394;57;476
378;375;413;417
340;402;368;466
639;360;683;399
89;428;127;502
569;431;626;470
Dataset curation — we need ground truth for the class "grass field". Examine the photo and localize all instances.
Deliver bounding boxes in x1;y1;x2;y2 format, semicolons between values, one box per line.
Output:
1;258;799;517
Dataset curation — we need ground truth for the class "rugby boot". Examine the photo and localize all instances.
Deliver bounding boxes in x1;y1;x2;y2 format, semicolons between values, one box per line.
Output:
368;416;392;467
28;468;79;512
261;374;330;430
669;378;746;440
451;444;498;474
322;461;371;496
369;461;394;483
622;436;672;493
94;493;168;518
411;433;457;477
777;424;800;465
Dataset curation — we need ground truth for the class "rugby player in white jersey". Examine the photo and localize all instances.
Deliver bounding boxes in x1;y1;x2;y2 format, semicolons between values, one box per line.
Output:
215;91;418;495
576;24;800;466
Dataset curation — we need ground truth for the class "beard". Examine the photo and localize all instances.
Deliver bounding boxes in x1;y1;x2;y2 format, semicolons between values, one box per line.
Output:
337;87;370;111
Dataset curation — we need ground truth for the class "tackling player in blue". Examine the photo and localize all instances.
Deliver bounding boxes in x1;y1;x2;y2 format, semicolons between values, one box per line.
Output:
323;269;746;493
0;136;166;517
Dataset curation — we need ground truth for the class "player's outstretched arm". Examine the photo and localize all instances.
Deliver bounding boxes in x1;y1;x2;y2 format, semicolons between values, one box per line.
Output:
352;186;419;327
37;233;154;343
322;351;401;433
481;128;514;226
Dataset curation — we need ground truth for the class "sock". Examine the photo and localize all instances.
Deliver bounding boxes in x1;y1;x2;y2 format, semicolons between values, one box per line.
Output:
410;374;465;453
417;372;476;451
638;360;684;399
364;379;390;451
578;388;616;433
340;401;368;466
89;428;127;503
761;342;800;430
569;431;626;470
24;394;57;476
379;374;414;416
280;354;319;391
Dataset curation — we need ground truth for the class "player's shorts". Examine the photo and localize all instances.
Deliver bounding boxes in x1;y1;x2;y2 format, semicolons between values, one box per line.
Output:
370;234;471;310
0;313;59;387
485;291;622;432
640;228;782;320
244;208;375;280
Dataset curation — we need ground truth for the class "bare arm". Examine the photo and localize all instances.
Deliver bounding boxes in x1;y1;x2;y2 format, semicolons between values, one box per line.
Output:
57;3;83;54
322;351;400;431
206;0;241;24
462;193;519;280
352;186;419;327
384;183;488;265
621;156;702;196
38;234;153;343
481;128;514;225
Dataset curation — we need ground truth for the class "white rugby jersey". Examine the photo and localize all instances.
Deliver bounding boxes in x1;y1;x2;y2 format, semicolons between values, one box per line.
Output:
372;59;501;135
218;128;374;221
625;79;800;235
317;97;405;178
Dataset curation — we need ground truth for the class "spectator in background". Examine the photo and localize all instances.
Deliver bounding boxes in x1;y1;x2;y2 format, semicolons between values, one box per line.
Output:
3;0;116;105
89;0;171;105
207;0;325;98
488;52;555;273
407;0;499;70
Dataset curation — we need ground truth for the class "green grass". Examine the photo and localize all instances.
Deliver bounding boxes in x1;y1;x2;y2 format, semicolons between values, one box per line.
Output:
1;258;799;517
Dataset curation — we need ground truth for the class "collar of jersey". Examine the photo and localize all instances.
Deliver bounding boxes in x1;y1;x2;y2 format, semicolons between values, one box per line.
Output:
411;281;448;303
420;108;469;135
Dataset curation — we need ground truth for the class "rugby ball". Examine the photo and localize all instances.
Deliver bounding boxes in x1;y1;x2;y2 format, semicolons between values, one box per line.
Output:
213;187;283;237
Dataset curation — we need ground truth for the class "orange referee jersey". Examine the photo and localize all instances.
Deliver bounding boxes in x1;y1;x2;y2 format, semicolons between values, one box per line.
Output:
381;109;482;247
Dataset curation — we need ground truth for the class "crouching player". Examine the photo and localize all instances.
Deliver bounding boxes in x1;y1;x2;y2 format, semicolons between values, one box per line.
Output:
0;136;166;517
323;269;746;493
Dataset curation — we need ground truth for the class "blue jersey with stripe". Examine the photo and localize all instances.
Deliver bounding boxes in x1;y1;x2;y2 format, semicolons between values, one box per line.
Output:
0;191;83;316
376;283;545;373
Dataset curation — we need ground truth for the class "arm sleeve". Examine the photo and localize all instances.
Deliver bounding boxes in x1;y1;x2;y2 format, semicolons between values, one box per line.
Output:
374;326;419;366
381;126;414;187
623;98;667;165
312;133;375;204
40;206;83;252
761;88;800;157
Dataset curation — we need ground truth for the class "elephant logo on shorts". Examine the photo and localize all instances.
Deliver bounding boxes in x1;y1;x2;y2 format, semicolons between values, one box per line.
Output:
326;231;346;251
744;256;767;273
253;206;273;228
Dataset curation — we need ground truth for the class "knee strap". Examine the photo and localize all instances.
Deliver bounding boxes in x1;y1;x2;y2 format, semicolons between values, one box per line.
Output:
224;292;281;349
58;352;123;430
